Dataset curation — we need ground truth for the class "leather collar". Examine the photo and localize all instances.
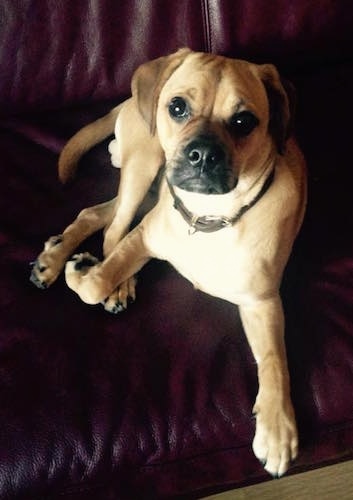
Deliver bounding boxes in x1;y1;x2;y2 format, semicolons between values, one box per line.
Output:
166;168;275;234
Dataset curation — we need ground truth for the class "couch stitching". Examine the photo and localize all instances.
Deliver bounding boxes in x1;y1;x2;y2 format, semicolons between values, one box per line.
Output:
200;0;212;52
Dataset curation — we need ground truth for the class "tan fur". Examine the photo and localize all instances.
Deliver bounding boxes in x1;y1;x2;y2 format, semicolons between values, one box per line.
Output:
31;49;306;477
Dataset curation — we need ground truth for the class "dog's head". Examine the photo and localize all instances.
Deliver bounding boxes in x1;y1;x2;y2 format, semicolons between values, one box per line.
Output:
132;49;293;195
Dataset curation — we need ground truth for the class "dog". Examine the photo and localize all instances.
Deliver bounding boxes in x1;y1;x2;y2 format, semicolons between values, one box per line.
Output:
30;48;306;477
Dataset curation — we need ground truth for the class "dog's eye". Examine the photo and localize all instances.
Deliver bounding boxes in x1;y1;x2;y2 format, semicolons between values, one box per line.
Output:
168;97;190;121
230;111;259;137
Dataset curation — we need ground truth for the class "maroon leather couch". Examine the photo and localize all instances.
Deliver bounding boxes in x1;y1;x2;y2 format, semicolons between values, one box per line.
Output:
1;1;352;498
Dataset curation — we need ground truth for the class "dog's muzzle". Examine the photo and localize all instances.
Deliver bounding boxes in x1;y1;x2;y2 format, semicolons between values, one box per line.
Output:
168;135;236;194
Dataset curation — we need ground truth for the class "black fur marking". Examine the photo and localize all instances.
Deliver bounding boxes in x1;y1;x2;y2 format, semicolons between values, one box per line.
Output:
71;255;97;271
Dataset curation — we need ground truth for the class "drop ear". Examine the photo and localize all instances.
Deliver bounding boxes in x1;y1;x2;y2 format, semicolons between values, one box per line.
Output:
131;48;192;135
257;64;296;154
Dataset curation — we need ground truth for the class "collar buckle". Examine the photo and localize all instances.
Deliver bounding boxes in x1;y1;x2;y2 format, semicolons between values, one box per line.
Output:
188;215;200;235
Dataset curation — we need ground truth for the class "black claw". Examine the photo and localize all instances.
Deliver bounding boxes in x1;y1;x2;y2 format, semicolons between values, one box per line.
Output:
115;303;126;314
52;235;63;245
109;302;126;314
30;259;47;273
30;271;47;289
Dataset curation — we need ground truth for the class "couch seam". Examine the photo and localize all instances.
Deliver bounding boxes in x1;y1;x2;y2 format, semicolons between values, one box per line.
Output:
200;0;212;52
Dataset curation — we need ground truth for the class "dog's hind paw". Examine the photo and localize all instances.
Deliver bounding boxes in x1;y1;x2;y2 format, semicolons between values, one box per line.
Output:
103;276;137;313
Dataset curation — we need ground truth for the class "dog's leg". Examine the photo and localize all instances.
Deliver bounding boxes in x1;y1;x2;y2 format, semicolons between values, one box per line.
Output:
30;199;116;289
239;296;298;478
103;157;162;256
64;223;151;305
101;158;162;313
99;191;142;313
101;178;152;313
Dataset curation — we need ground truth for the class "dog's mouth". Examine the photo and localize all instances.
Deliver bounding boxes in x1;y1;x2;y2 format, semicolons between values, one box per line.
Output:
167;135;237;195
174;176;231;194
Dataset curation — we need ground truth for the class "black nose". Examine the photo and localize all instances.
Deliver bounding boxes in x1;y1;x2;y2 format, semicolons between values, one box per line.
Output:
184;136;227;172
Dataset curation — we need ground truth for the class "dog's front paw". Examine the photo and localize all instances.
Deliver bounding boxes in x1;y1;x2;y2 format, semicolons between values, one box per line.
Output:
30;235;64;289
65;252;106;304
103;276;137;313
67;252;99;272
252;399;298;478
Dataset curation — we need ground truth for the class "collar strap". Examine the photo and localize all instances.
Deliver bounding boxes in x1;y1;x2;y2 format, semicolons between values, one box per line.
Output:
166;168;275;234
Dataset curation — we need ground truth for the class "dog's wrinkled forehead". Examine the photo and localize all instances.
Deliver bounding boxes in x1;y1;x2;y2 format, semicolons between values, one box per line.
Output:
159;54;270;120
133;49;291;154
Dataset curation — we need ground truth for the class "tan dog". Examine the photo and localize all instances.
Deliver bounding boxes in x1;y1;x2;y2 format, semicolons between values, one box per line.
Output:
30;48;306;477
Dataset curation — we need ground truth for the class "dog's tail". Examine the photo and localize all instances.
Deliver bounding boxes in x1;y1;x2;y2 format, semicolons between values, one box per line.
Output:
58;103;123;183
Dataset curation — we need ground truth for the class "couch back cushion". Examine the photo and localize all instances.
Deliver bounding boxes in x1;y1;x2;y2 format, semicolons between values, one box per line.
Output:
0;0;351;115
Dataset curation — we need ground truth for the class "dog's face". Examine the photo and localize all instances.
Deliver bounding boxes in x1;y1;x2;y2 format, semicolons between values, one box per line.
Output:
132;49;292;195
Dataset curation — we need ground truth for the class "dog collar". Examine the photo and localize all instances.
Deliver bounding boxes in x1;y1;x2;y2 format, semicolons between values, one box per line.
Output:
166;168;275;235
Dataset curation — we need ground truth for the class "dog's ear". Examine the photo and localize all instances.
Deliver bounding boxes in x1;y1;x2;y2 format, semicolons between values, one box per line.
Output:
257;64;296;154
131;48;191;135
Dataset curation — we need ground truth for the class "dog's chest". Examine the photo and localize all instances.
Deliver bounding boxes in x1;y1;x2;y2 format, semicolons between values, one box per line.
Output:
147;218;258;303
